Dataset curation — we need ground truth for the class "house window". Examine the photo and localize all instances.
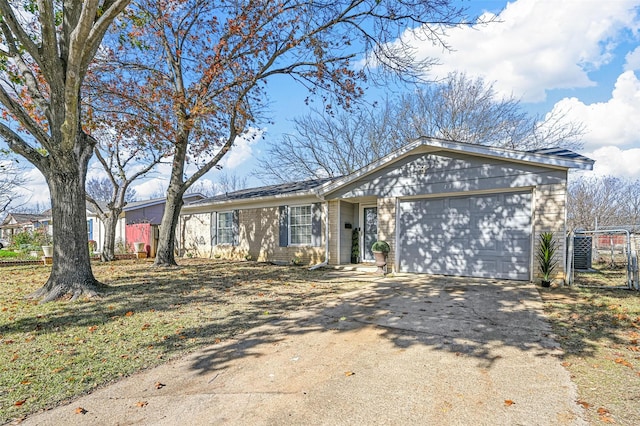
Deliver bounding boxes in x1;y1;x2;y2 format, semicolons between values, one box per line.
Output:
87;219;93;241
217;212;234;245
279;203;322;247
289;205;312;245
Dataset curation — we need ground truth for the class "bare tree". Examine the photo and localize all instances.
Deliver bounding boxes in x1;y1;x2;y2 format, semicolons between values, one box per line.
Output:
186;181;216;198
619;180;640;226
217;171;248;195
187;171;248;197
85;131;165;261
86;177;137;203
398;71;584;150
0;154;28;214
257;105;404;181
13;202;51;215
567;175;626;230
258;72;585;182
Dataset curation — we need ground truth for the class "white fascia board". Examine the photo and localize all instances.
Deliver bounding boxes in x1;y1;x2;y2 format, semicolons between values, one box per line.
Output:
123;194;204;212
424;138;595;170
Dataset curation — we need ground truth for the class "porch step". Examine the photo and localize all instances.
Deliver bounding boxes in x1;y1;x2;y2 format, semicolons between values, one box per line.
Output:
330;264;379;273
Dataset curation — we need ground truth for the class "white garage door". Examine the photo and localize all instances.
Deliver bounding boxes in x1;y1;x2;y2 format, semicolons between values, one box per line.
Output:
398;191;532;280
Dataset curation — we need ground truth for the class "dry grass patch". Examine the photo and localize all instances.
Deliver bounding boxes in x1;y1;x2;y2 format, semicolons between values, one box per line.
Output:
573;262;629;289
540;286;640;425
0;259;367;423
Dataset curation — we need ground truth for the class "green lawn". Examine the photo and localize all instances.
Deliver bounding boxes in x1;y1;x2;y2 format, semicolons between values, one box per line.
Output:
0;250;19;258
0;259;364;423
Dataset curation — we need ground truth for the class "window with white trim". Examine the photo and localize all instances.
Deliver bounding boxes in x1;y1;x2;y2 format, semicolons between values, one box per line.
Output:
289;205;312;245
217;212;234;245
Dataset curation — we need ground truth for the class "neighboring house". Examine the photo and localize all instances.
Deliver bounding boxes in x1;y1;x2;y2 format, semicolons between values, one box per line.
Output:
0;212;52;240
180;138;594;283
88;194;205;256
0;207;114;250
0;194;204;255
86;203;126;253
123;193;205;226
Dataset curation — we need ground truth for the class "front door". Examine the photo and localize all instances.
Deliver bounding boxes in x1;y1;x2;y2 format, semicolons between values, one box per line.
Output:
363;207;378;261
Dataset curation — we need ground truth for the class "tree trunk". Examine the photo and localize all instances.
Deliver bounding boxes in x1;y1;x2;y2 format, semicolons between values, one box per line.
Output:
154;188;184;266
154;133;189;267
100;209;121;262
29;167;104;302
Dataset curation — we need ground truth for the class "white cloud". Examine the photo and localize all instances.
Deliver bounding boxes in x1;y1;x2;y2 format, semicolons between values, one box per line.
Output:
220;128;264;170
584;146;640;180
15;167;50;208
130;162;173;200
131;179;167;200
625;46;640;70
406;0;640;102
551;70;640;151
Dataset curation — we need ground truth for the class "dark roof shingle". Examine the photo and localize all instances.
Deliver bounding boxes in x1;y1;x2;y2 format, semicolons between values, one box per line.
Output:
526;147;593;162
191;177;335;205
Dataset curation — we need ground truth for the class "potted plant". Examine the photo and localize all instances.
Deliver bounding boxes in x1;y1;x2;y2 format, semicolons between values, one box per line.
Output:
351;228;360;263
42;245;53;257
371;240;390;274
537;232;558;287
39;231;53;259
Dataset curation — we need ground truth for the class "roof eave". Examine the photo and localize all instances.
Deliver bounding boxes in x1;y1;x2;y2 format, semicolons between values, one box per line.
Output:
184;189;321;210
123;194;204;212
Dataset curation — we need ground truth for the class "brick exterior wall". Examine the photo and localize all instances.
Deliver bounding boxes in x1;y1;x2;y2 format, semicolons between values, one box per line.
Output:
179;213;211;258
377;197;396;272
533;182;567;282
181;206;327;266
328;200;339;265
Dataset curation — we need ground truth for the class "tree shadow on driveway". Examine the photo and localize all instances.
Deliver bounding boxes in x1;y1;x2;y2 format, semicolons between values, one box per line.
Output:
188;274;563;374
172;273;584;425
15;265;587;425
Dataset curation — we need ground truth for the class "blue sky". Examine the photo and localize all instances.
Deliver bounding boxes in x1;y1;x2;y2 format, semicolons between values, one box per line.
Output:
12;0;640;205
232;0;640;191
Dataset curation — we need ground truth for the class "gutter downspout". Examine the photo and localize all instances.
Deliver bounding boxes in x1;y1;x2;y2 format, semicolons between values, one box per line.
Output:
309;200;330;270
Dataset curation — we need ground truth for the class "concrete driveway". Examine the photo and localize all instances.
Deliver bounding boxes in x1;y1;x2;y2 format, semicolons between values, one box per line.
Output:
23;274;585;425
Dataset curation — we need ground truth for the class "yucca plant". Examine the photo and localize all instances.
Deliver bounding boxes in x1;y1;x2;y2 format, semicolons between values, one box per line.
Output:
537;232;558;287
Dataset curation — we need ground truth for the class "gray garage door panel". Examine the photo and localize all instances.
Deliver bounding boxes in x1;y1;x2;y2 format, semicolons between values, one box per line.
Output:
399;192;532;280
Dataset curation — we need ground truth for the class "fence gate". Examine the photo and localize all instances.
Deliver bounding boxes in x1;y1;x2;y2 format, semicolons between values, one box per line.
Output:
567;229;639;290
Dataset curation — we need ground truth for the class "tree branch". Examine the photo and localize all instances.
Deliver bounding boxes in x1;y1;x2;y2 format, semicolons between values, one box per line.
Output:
0;122;48;173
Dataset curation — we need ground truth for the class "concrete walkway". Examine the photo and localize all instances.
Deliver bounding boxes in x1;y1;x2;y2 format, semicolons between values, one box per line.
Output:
23;275;585;425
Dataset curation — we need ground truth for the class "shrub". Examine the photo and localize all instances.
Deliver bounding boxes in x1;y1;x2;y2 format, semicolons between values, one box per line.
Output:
115;238;130;254
11;230;36;246
371;240;390;253
11;229;52;247
351;229;360;261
